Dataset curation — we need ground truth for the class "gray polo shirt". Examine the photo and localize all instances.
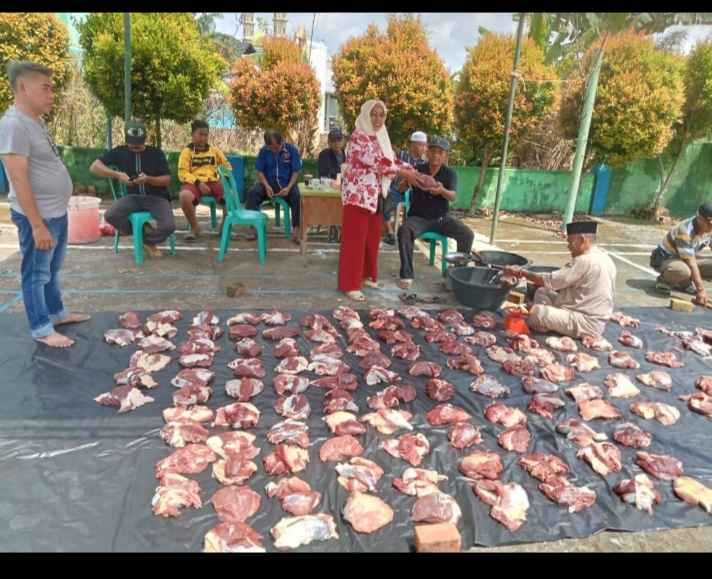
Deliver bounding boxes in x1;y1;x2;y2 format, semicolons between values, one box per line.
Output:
0;105;73;219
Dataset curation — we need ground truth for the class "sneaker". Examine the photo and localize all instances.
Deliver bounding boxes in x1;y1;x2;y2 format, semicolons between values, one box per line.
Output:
682;282;698;295
384;233;396;246
655;276;671;294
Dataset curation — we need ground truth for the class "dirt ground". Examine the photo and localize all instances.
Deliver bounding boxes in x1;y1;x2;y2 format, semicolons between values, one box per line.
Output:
0;201;710;552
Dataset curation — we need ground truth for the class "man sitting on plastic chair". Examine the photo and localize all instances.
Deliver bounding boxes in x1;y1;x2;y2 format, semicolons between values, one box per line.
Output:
177;119;232;241
89;120;175;259
397;136;473;289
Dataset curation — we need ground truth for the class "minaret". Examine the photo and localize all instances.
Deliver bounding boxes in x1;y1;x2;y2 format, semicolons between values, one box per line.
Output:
241;13;255;41
273;13;287;37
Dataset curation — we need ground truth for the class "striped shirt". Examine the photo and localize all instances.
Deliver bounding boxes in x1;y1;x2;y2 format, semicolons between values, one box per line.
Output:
657;216;712;260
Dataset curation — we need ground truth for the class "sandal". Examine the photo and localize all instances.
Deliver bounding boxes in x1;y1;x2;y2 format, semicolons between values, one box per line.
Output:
398;278;414;290
345;291;366;302
363;279;381;289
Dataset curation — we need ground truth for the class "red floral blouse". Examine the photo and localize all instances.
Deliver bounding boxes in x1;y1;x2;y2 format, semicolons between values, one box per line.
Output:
341;128;411;213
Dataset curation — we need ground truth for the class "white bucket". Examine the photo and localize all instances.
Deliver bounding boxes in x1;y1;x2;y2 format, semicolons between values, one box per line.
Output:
67;195;101;244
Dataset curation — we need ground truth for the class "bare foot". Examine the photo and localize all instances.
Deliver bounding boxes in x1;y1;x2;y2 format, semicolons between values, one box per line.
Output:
398;279;414;290
54;312;91;326
144;243;163;258
36;332;74;348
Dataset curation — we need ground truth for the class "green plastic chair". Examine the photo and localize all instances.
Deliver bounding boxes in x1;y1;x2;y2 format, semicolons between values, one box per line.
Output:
106;175;176;266
184;194;218;231
404;190;449;277
260;197;292;237
217;166;267;265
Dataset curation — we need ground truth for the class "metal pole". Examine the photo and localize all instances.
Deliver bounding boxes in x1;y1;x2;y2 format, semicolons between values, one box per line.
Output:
123;13;132;123
489;14;526;245
106;115;113;150
562;47;604;226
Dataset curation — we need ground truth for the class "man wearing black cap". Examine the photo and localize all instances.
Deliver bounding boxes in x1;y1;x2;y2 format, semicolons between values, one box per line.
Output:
89;121;176;258
504;221;617;338
317;127;345;243
397;136;473;289
650;203;712;305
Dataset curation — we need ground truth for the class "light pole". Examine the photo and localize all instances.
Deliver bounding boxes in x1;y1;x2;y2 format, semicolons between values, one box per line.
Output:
123;13;132;123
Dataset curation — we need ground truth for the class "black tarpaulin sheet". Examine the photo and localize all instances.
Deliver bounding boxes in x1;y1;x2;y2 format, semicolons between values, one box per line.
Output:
0;307;711;552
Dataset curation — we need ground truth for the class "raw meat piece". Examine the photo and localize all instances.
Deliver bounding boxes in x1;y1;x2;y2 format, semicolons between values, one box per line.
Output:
527;393;566;420
411;492;462;525
696;327;712;343
267;419;310;448
411;315;438;330
336;457;384;493
577;442;622;476
426;378;455;402
149;310;182;324
263;444;310;475
129;351;171;373
578;399;622;421
391;341;421;361
673;477;712;514
274;374;310;396
171;368;214;389
319;435;364;462
263;325;301;341
203;522;265;553
518;453;569;481
465;331;497;348
556;418;608;447
308;357;350;376
366;384;416;410
274;338;300;359
679;391;712;418
448;422;482;450
211;486;261;523
497;426;531;453
409;361;442;378
425;328;456;345
613;422;653;448
227;312;262;326
359;351;392;369
346;335;381;357
459;450;503;480
399;305;427;320
486;345;520;364
225;378;264;402
696;375;712;395
275;394;311;420
178;352;214;368
546;336;578;352
538;476;597;513
609;350;640;369
155;444;216;479
582;334;613;352
212;452;258;486
485;403;528;428
502;358;537;377
304;327;337;344
508;334;540;353
191;311;218;327
172;383;212;407
302;313;339;332
369;316;405;332
645;351;685;368
323;390;359;415
180;337;219;356
610;312;640;328
151;473;202;518
187;323;222;341
438;308;465;325
311;373;358;391
426;403;471;426
114;367;158;389
104;329;136;347
369;308;396;320
323;411;367;435
619;330;643;349
275;356;309;375
361;409;413;435
118;311;142;329
631;401;680;425
540;363;575;383
95;386;154;413
393;468;448;497
333;305;360;322
163;406;214;424
381;433;430;466
565;383;603;402
228;357;266;379
566;352;601;372
635;451;684;480
378;329;413;345
472;312;497;329
261;310;292;326
447;353;484;375
310;342;343;359
212;402;261;429
343;492;394;534
365;365;401;386
266;478;321;516
604;373;641;398
160;421;209;448
470;375;511;399
472;480;529;532
452;322;475;336
144;320;177;339
206;431;259;460
521;376;559;394
524;348;557;366
636;371;672;391
271;514;339;550
229;324;258;340
233;338;261;358
682;337;712;357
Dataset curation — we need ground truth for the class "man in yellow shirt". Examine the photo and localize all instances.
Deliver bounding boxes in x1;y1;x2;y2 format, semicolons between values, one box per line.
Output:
178;120;232;240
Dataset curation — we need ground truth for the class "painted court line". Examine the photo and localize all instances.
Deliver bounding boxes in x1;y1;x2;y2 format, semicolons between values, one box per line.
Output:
603;248;658;277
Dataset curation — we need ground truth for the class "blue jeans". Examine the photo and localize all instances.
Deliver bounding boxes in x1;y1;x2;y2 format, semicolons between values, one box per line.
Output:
383;188;405;221
11;210;68;339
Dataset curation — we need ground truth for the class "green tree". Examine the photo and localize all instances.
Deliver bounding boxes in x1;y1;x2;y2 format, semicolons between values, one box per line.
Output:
331;15;453;149
77;12;225;148
0;12;71;114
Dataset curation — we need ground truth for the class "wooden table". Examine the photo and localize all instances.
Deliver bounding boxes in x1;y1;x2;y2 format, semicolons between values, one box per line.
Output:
300;187;342;256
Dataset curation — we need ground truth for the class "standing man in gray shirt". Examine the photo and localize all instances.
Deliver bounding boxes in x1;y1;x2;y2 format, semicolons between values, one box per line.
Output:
0;61;90;348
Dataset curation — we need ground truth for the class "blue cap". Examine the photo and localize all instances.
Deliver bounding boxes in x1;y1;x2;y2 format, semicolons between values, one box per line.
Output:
428;136;450;151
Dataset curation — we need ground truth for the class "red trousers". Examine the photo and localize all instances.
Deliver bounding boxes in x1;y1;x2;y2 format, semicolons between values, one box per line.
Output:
338;203;382;292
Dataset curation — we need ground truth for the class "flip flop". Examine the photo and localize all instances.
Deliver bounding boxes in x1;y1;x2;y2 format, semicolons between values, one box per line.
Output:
345;291;366;302
398;279;414;290
363;279;381;289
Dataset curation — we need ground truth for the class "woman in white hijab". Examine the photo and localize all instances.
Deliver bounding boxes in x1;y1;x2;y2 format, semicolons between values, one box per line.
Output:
338;99;417;301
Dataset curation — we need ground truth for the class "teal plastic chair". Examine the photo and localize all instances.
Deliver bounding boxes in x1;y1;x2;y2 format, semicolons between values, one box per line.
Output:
217;166;267;265
184;194;218;231
404;190;449;277
260;197;292;237
106;176;176;266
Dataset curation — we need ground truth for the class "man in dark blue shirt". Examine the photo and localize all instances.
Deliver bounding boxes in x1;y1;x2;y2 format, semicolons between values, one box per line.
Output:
246;130;302;243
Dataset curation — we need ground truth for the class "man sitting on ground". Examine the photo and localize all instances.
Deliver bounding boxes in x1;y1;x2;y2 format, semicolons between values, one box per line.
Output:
504;221;617;338
650;202;712;306
89;121;175;258
245;130;302;244
177;119;232;241
397;136;473;289
317;127;345;243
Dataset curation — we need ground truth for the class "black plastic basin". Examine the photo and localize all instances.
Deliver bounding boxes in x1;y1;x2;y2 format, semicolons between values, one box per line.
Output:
523;265;560;299
448;266;511;311
475;250;529;268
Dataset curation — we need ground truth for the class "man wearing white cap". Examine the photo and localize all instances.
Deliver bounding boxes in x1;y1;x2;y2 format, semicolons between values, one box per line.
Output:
383;131;427;245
